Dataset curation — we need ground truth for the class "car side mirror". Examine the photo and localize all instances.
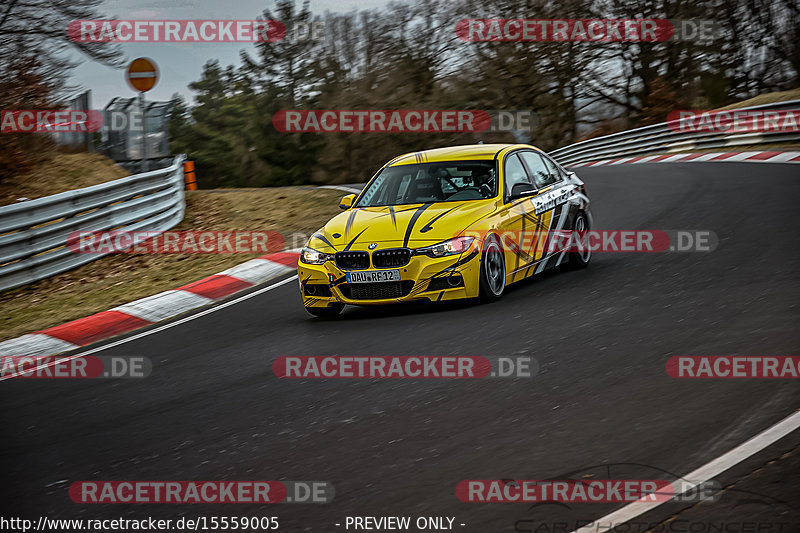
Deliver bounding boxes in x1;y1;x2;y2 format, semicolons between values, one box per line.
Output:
509;182;536;200
339;193;356;210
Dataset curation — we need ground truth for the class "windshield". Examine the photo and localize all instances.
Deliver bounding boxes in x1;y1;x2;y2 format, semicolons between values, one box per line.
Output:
356;160;497;207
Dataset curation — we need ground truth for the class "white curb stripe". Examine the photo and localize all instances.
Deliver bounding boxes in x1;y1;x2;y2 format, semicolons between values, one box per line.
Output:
752;151;800;162
218;257;295;284
569;150;800;168
658;153;691;162
0;334;79;358
723;152;758;161
631;155;663;164
690;152;723;161
0;253;301;364
571;409;800;533
112;290;214;323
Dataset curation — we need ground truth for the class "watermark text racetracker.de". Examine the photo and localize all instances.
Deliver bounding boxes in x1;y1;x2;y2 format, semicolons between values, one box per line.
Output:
461;230;718;254
272;109;538;133
1;356;151;380
273;356;538;379
69;480;334;504
456;18;722;42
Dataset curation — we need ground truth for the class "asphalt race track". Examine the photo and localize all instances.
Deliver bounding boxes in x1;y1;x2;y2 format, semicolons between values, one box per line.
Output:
2;162;799;531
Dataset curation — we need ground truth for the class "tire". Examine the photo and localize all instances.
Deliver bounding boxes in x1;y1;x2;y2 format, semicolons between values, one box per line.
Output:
479;234;506;302
305;303;344;318
564;211;591;270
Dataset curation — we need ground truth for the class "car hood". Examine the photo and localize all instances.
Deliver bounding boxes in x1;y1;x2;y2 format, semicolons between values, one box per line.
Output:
308;201;496;252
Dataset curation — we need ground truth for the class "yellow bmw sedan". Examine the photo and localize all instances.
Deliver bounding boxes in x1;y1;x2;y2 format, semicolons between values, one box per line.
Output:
298;144;592;317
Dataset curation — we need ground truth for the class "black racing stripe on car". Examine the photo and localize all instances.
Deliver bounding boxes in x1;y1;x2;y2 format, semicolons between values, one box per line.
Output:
345;208;358;236
344;228;368;251
403;203;434;247
372;205;423;220
521;211;541;225
515;201;529;272
431;247;480;277
537;208;558;261
420;206;458;233
311;232;337;251
333;275;347;286
388;206;397;229
437;292;444;302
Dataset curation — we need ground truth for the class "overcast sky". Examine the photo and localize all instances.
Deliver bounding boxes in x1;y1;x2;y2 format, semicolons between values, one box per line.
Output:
71;0;395;108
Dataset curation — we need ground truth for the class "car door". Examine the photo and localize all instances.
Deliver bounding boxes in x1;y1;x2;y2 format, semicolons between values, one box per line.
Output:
518;151;572;263
497;152;540;280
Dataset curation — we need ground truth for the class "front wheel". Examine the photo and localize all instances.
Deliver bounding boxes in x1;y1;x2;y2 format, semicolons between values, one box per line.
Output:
479;234;506;303
305;303;344;318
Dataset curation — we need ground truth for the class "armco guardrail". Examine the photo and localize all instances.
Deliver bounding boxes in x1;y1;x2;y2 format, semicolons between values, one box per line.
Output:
551;99;800;167
0;155;186;292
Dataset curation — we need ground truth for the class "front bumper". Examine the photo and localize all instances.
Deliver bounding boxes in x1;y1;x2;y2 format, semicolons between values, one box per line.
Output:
298;248;481;308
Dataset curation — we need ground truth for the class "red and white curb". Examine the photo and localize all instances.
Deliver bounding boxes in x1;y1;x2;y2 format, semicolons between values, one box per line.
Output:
0;251;300;358
570;150;800;168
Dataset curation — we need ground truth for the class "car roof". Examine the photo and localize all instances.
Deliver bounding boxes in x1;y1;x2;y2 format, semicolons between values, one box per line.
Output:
387;144;542;166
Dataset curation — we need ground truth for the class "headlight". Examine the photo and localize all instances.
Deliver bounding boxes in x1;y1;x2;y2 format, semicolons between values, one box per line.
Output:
300;247;333;265
415;236;476;258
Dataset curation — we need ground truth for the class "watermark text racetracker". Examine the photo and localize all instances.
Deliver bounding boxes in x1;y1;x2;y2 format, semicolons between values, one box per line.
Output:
68;231;285;255
667;109;800;134
457;479;676;503
273;356;538;379
666;356;800;378
68;19;326;43
273;109;538;133
69;480;334;504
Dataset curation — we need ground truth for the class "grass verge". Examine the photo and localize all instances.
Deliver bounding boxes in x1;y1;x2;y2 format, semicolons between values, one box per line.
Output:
0;153;129;207
0;187;343;341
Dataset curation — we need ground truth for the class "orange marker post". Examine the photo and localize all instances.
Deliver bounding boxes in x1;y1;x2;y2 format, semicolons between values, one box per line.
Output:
183;160;197;190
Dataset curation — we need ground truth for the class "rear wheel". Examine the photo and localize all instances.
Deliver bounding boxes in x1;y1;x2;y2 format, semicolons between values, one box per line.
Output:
564;211;591;270
479;234;506;303
305;303;344;318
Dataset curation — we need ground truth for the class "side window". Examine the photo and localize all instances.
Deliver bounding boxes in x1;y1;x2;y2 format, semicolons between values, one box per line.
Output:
503;154;531;195
395;174;412;202
518;151;556;188
541;154;567;182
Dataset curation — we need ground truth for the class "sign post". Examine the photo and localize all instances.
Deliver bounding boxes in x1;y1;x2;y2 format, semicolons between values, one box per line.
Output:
126;58;159;172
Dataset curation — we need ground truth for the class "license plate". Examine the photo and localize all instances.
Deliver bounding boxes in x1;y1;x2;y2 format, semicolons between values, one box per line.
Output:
346;269;401;284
